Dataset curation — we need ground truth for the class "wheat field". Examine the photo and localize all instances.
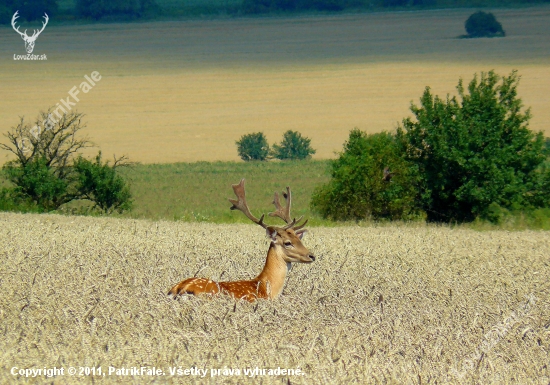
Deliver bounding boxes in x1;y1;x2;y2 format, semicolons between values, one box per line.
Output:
1;7;550;164
0;211;548;383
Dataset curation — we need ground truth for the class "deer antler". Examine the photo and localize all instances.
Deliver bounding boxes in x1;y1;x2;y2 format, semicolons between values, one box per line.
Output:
269;187;291;223
269;186;308;231
229;179;268;229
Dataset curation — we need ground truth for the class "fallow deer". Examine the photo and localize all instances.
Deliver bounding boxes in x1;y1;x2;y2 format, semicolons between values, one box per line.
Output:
168;179;315;302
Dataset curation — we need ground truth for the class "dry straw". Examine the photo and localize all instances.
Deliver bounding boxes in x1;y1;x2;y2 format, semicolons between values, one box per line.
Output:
0;212;548;384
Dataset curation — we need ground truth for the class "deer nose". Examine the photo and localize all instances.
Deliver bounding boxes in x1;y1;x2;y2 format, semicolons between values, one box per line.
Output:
309;254;315;261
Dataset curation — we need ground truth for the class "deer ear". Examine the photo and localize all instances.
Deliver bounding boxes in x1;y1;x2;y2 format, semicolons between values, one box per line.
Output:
266;226;278;242
296;229;307;240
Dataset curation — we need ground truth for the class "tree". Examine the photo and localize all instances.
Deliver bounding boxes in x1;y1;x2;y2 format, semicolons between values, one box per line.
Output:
76;0;158;19
0;0;57;23
464;11;505;38
0;108;132;213
236;132;270;161
271;130;316;160
73;152;133;213
396;70;548;222
311;129;421;221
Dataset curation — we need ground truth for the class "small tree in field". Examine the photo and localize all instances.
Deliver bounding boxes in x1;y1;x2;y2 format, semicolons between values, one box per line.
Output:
396;70;548;222
464;11;505;38
74;152;133;213
236;132;270;161
271;130;316;160
311;129;421;221
0;108;133;213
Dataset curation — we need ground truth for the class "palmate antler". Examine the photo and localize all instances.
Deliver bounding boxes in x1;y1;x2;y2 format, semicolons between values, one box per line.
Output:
169;179;315;301
229;179;308;233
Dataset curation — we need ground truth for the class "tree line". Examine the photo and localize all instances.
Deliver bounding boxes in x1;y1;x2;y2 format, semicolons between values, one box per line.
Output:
2;0;549;23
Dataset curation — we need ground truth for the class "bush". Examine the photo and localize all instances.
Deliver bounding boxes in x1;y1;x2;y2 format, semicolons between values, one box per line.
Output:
396;70;547;222
464;11;505;38
3;156;68;211
0;108;133;213
271;130;316;160
311;129;422;221
74;152;133;213
543;137;550;157
236;132;270;161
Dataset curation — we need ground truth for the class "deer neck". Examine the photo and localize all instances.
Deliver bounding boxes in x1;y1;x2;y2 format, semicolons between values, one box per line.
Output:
256;243;290;299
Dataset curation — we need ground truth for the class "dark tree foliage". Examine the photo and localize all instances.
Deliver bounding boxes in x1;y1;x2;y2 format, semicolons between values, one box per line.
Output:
241;0;349;13
3;156;68;211
464;11;505;38
74;152;133;213
311;130;422;221
396;70;548;222
76;0;158;19
271;130;316;160
543;137;550;156
236;132;270;161
0;0;57;23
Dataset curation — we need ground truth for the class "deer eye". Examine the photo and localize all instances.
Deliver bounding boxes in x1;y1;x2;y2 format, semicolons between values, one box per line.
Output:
284;241;293;248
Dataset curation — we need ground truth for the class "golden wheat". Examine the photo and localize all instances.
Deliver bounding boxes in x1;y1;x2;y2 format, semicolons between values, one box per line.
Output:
0;212;548;384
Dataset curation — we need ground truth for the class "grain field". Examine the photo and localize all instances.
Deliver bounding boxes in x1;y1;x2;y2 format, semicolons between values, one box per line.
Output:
1;212;548;383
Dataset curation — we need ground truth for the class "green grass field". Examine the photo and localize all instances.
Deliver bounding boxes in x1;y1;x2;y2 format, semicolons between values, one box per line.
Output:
116;160;332;223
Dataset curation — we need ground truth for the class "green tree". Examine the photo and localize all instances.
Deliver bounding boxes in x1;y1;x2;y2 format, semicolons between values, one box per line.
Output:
236;132;270;161
0;108;132;213
76;0;157;19
396;70;547;222
464;11;505;38
2;156;68;211
271;130;316;160
311;129;421;221
0;0;57;23
74;152;133;213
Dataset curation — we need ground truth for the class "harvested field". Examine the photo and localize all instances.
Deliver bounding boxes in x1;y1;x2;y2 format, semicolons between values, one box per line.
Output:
1;7;550;164
1;212;548;383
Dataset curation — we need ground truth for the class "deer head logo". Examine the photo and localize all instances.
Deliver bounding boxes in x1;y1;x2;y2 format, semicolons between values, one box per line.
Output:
11;11;49;54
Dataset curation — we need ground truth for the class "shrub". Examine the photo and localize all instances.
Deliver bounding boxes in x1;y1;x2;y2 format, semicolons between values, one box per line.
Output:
396;70;547;222
271;130;316;160
0;108;133;213
2;156;68;211
74;152;133;214
464;11;505;38
311;129;422;221
543;137;550;157
236;132;270;161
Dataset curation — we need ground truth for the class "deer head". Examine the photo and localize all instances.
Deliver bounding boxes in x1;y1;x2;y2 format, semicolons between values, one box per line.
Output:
12;11;49;54
229;179;314;265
